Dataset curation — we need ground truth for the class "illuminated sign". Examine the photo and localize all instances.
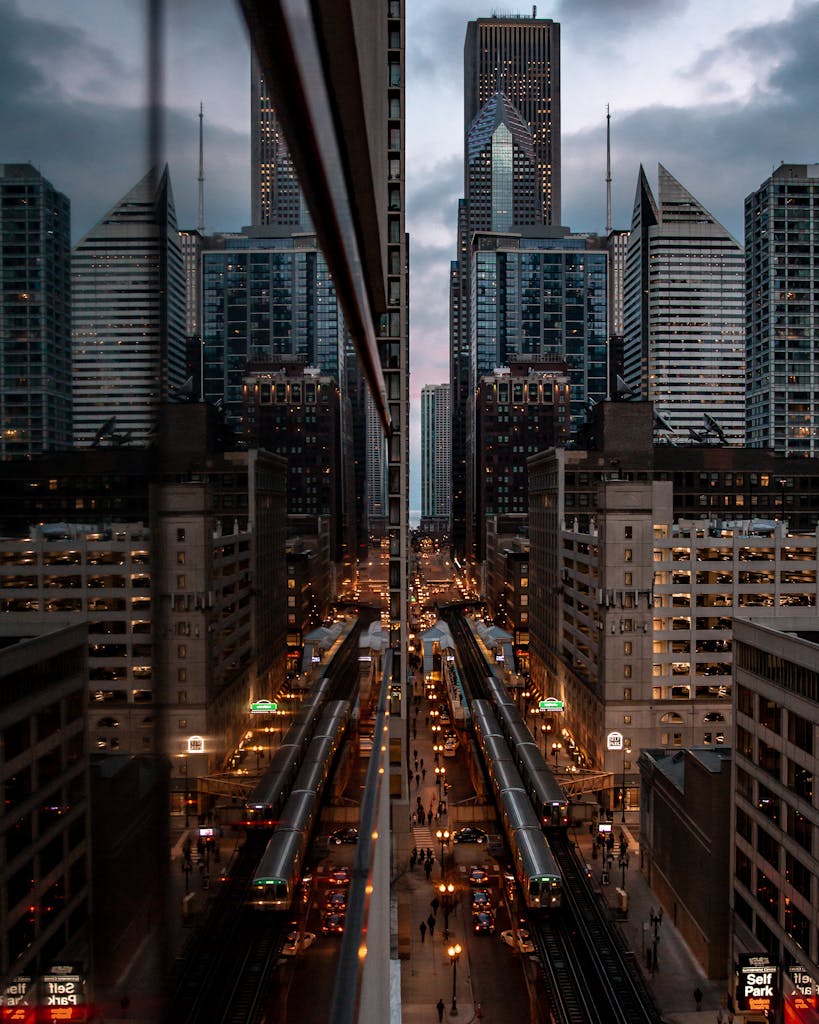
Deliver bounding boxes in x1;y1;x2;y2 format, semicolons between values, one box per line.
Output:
540;698;564;712
187;735;205;754
737;953;777;1014
249;700;277;714
607;731;624;751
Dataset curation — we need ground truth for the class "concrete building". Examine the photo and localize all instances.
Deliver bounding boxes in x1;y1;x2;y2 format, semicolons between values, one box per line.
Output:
0;164;72;457
729;615;819;1017
0;622;91;994
420;383;451;530
484;515;530;673
529;401;819;810
71;167;186;447
623;165;745;445
638;746;732;979
745;163;819;456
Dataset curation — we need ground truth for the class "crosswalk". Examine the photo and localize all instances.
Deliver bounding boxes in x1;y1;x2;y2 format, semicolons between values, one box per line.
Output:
412;826;436;853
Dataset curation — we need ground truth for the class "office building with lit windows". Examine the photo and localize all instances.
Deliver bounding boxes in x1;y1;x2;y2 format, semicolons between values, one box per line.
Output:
71;168;186;446
420;383;451;530
745;163;819;456
623;165;745;445
0;164;72;456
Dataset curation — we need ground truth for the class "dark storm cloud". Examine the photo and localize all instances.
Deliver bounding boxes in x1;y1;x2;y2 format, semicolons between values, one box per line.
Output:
0;0;248;240
554;0;686;36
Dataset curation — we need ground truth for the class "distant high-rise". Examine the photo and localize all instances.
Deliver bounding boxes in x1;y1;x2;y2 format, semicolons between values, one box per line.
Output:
746;164;819;455
0;164;72;456
623;165;745;444
250;52;310;229
72;167;186;446
421;383;451;526
464;15;561;226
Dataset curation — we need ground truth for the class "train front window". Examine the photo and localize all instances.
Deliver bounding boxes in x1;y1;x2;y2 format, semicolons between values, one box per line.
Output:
528;879;540;900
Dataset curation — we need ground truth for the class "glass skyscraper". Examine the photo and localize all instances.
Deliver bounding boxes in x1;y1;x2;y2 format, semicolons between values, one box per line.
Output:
0;164;72;456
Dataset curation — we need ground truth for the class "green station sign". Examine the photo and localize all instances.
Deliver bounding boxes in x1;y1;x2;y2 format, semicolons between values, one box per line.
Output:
539;698;564;712
250;700;278;714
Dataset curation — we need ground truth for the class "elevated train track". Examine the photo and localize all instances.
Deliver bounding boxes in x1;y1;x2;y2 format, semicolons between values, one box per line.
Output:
443;608;662;1024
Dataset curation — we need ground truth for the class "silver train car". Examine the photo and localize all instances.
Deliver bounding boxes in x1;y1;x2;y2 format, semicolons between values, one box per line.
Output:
249;701;351;910
472;700;561;910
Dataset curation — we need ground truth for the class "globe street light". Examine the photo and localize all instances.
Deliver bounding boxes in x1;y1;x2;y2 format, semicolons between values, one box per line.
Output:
540;722;549;756
438;881;455;939
435;764;446;800
551;741;562;771
435;828;450;878
447;942;462;1015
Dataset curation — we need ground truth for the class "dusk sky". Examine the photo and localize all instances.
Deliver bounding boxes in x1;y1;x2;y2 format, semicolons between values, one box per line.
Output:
3;0;818;514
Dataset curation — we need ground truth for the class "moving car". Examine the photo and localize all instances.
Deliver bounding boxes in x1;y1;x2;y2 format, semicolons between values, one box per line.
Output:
282;927;316;956
328;867;351;887
500;927;535;954
326;890;347;912
453;826;487;844
471;888;492;911
473;910;495;934
468;866;489;887
321;911;345;935
330;826;359;845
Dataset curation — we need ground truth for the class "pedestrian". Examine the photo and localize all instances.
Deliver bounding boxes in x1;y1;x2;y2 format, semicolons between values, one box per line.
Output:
427;913;436;937
431;896;440;915
694;988;703;1011
418;808;425;826
428;801;434;819
435;807;440;823
420;758;424;771
436;998;445;1023
414;757;418;771
412;811;417;827
412;845;418;860
407;767;413;787
427;847;433;862
424;859;432;881
419;920;427;943
415;772;420;788
422;767;426;780
413;749;418;762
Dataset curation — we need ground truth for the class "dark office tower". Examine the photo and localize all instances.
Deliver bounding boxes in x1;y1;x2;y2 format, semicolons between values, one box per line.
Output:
464;15;561;226
0;164;71;456
450;203;469;555
466;92;542;230
746;163;819;455
72;167;186;446
251;51;310;228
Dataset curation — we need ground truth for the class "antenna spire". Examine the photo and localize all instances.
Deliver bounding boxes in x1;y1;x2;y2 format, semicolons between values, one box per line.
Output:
605;104;612;234
197;102;205;234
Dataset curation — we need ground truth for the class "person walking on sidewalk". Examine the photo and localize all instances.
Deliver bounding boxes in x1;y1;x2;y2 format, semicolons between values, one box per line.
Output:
419;920;427;943
694;987;703;1011
427;913;436;938
436;998;445;1022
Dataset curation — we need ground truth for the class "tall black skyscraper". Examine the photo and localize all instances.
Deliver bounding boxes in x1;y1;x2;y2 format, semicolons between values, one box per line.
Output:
464;15;561;226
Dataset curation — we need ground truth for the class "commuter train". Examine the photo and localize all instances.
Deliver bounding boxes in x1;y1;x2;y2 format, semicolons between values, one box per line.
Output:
248;700;351;910
242;675;334;829
483;674;569;830
472;700;562;911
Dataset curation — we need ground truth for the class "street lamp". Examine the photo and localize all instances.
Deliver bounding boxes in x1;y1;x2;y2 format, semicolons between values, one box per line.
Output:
649;906;663;973
551;741;562;771
447;942;462;1015
540;722;548;755
433;742;443;764
435;764;446;800
435;828;450;878
438;881;455;939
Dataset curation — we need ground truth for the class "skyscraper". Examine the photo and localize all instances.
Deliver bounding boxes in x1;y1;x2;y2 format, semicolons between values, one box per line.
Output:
71;167;186;446
421;383;451;528
250;51;310;229
623;165;745;444
0;164;72;456
745;163;819;455
464;15;561;226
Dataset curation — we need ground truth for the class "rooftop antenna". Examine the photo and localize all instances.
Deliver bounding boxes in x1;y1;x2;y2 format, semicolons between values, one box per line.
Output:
605;104;612;234
197;102;205;234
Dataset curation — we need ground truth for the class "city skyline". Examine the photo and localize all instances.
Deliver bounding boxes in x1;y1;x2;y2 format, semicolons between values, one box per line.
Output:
1;0;817;513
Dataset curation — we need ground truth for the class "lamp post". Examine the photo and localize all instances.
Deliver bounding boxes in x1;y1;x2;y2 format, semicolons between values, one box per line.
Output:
447;942;462;1015
551;741;562;771
436;828;450;878
433;742;442;764
540;722;549;756
621;745;628;823
438;881;455;939
435;765;446;801
619;850;630;889
649;907;663;973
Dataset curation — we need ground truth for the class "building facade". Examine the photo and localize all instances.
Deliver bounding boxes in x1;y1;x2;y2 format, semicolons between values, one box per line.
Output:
420;383;451;526
731;615;819;1016
71;167;186;447
745;163;819;456
623;165;745;445
464;15;561;226
0;164;72;457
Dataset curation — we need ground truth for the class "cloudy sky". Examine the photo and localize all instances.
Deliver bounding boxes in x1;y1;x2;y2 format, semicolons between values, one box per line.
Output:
4;0;819;513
